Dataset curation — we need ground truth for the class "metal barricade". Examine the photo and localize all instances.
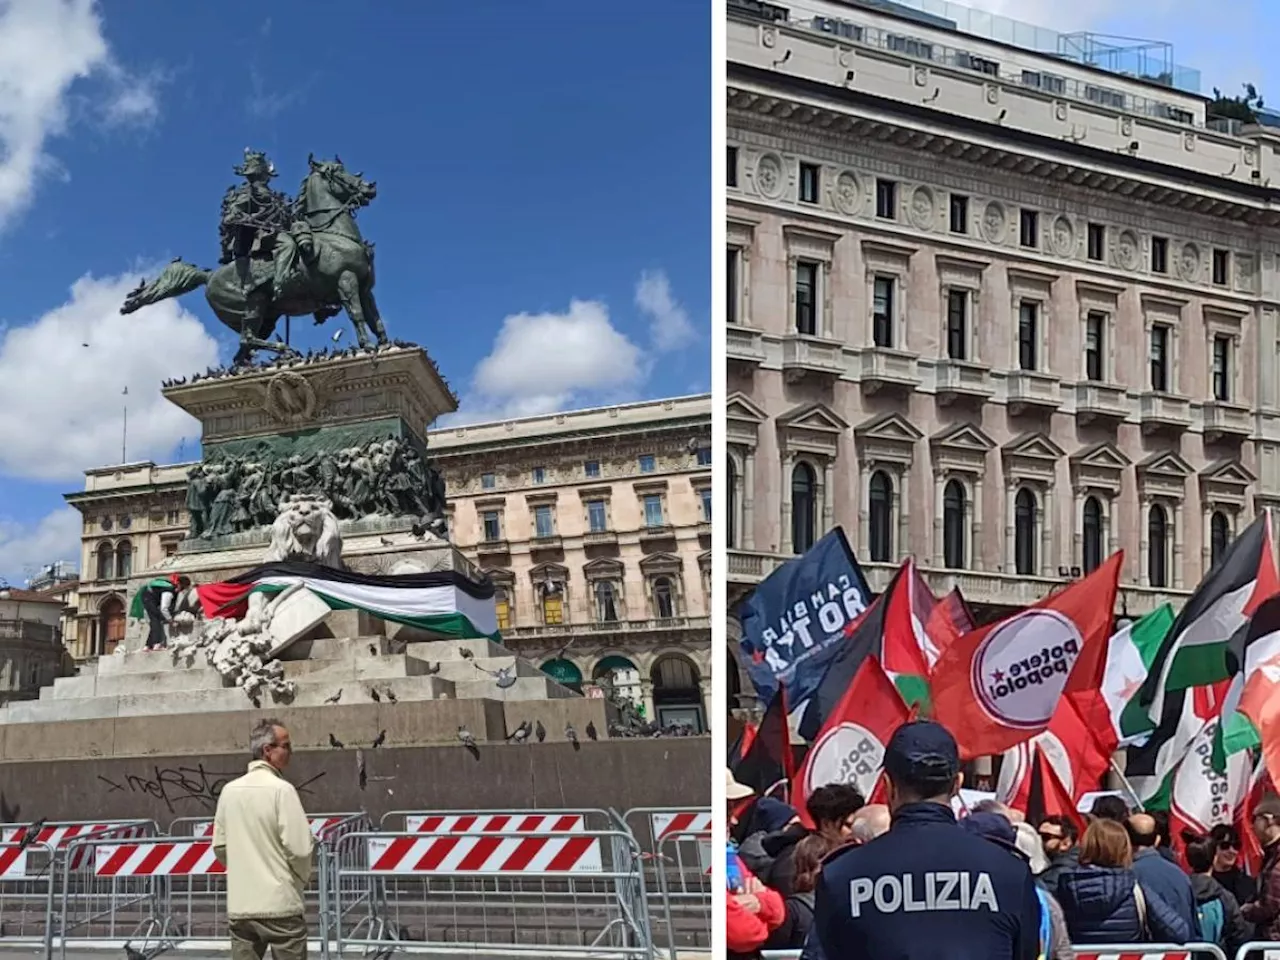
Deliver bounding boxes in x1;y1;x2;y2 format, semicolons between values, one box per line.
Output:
331;827;653;959
1072;946;1227;960
379;808;620;834
0;840;58;950
1236;943;1280;960
621;807;711;960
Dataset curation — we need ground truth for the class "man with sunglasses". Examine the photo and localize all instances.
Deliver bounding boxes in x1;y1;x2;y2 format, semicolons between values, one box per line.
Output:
1209;824;1257;907
1242;798;1280;942
1035;816;1078;895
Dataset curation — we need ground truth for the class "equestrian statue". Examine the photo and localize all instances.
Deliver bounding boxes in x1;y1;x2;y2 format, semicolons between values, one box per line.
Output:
121;148;389;365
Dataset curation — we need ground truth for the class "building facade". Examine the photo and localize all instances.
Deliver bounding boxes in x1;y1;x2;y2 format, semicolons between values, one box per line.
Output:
0;589;68;701
726;0;1280;704
63;396;713;728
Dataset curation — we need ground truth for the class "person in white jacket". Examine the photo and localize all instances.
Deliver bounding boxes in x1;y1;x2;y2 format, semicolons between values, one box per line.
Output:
213;719;315;960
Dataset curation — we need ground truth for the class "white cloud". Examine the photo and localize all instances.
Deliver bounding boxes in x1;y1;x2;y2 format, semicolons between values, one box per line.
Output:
0;271;219;481
0;0;161;230
636;269;696;352
0;508;82;582
460;298;646;420
97;61;163;128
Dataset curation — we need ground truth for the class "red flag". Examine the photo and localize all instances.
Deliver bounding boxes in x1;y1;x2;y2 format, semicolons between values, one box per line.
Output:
1000;695;1112;808
1025;746;1086;837
792;656;910;828
732;688;794;794
927;588;974;659
1237;758;1271;876
932;553;1122;758
882;560;934;712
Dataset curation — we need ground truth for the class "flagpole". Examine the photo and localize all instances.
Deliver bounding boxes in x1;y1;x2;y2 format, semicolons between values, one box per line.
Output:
1107;757;1146;812
121;385;128;463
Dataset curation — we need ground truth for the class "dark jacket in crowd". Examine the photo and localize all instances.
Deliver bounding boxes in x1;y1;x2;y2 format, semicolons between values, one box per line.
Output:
1038;847;1079;896
1242;839;1280;942
740;823;808;896
1189;872;1252;957
1055;863;1193;945
1213;866;1258;908
764;891;815;950
1131;847;1200;939
811;802;1041;960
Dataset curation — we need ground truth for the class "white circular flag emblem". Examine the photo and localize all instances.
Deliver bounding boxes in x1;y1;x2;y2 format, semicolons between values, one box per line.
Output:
971;610;1085;730
805;722;884;798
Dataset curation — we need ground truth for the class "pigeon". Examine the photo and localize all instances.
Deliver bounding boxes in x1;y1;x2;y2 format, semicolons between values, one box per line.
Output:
372;729;386;749
380;536;394;546
17;820;44;852
457;725;477;748
324;688;343;704
356;750;367;790
368;643;378;656
459;648;475;661
586;721;598;742
493;666;517;689
422;661;440;675
507;721;531;744
535;720;546;743
370;688;381;703
565;723;580;749
385;688;397;704
328;733;345;749
410;520;428;539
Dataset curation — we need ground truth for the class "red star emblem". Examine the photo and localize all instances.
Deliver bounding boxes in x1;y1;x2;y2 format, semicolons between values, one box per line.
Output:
990;669;1005;683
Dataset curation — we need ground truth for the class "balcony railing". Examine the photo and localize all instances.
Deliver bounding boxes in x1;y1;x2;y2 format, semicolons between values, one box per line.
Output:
0;620;57;644
503;616;712;640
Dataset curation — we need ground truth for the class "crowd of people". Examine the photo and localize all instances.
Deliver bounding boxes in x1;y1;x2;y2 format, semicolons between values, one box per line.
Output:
726;720;1280;960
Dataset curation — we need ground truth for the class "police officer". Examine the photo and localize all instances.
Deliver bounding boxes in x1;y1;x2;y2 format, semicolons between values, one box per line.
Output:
811;720;1041;959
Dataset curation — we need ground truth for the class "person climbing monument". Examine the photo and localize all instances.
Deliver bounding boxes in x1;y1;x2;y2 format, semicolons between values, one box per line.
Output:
130;574;191;651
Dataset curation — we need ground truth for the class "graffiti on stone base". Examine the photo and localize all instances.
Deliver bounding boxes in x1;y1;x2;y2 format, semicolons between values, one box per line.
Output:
97;764;325;813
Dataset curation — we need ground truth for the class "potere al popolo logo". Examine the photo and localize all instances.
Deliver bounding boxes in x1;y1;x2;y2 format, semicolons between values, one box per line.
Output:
971;610;1084;730
805;722;885;798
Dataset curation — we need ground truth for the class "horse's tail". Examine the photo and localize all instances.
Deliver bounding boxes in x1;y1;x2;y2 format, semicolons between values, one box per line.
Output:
120;259;211;315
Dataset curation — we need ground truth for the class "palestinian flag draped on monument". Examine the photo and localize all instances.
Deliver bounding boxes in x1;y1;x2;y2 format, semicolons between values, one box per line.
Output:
192;561;501;640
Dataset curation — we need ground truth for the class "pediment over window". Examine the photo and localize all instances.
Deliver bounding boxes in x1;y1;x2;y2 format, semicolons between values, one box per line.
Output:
1070;442;1131;494
482;567;514;586
529;562;569;585
639;552;684;575
855;412;922;467
1137;450;1193;500
727;392;768;450
1002;432;1064;486
777;402;847;460
930;422;994;474
697;550;711;572
1200;458;1255;508
583;558;624;580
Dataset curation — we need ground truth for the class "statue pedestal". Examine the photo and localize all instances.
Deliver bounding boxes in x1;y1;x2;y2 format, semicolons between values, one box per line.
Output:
163;344;456;450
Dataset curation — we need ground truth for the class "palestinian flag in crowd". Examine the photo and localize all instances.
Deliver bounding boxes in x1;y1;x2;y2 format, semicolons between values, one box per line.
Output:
128;575;182;619
1100;604;1175;747
1216;593;1280;768
881;559;935;712
192;561;500;640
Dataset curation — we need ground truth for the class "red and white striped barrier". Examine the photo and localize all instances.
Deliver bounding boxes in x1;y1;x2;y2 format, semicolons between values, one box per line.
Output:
650;812;713;875
1074;953;1193;960
94;841;224;877
0;822;148;878
405;813;586;835
367;834;602;875
191;816;349;840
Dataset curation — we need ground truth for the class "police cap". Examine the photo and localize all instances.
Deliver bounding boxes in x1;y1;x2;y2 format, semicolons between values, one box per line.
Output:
883;720;960;783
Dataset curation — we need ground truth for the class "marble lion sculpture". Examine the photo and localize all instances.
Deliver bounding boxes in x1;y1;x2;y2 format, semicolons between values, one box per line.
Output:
263;493;344;568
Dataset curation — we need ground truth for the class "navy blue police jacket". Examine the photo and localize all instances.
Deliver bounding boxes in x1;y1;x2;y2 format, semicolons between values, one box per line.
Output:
812;802;1042;960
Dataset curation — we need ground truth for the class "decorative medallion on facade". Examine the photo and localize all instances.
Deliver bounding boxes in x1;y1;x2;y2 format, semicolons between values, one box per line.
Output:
909;186;935;231
1177;243;1201;282
833;172;861;217
981;201;1006;243
754;153;784;200
1051;216;1074;258
1116;231;1139;271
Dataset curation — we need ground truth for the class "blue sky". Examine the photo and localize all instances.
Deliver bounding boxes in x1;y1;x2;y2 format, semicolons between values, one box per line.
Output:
0;0;710;582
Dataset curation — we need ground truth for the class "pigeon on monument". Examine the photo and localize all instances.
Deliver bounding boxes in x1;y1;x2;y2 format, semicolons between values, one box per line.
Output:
372;729;386;749
17;819;44;852
535;720;546;743
457;725;477;748
386;689;397;703
586;721;598;741
422;661;441;675
493;666;517;689
460;648;475;661
507;721;531;744
368;643;377;656
325;689;343;704
328;733;345;749
370;688;381;703
566;723;581;751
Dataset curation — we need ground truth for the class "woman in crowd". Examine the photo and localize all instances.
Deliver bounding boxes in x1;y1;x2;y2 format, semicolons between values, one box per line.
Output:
762;834;834;950
1055;819;1193;944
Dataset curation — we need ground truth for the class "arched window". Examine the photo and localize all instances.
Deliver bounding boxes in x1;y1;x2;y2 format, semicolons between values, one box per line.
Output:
1082;497;1103;574
494;587;511;632
791;462;817;554
115;541;132;580
727;457;738;549
868;470;893;562
1210;511;1231;570
1149;504;1169;588
595;581;619;622
653;577;675;619
1014;488;1037;576
96;542;114;581
943;480;967;569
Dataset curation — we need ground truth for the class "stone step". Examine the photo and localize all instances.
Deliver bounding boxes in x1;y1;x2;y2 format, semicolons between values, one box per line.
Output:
452;676;576;701
403;653;543;684
4;674;457;723
403;638;512;662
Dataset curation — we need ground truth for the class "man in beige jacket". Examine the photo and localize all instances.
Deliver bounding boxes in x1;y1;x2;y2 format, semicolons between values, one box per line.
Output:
214;719;315;960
